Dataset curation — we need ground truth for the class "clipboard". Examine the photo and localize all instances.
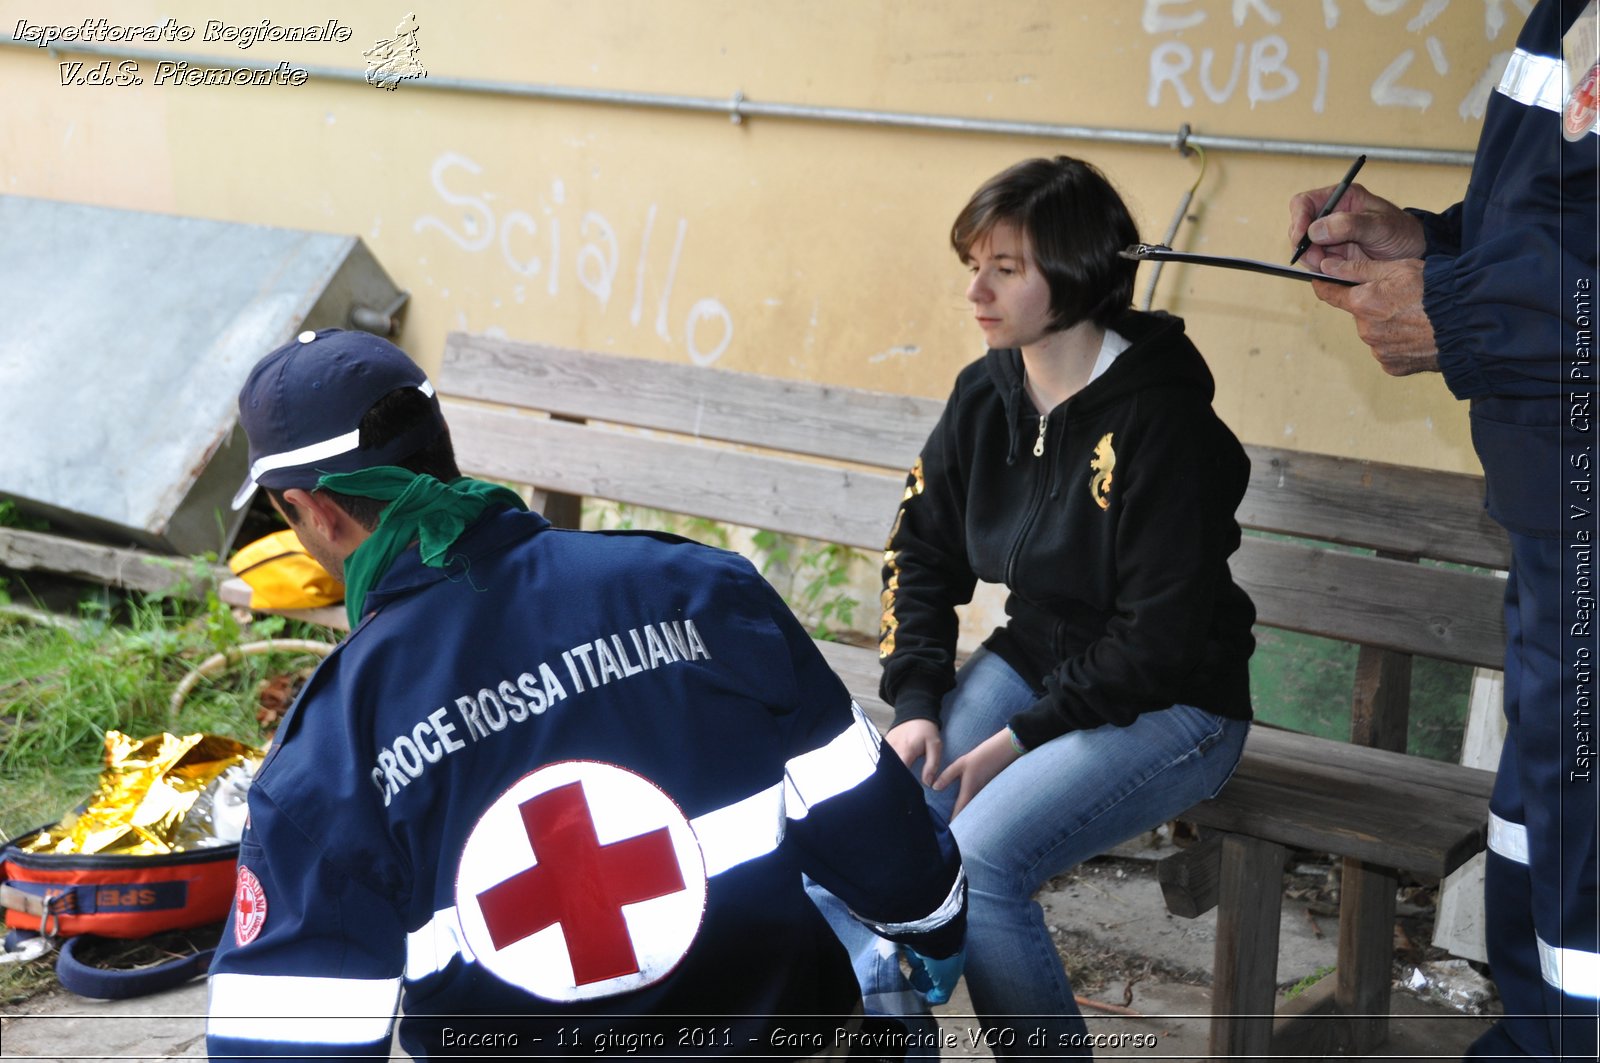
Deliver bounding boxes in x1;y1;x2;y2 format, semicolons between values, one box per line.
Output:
1119;244;1358;286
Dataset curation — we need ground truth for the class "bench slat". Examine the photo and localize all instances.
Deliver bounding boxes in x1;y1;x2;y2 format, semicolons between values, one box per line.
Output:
440;335;1507;570
1242;446;1509;570
443;333;941;470
1244;725;1495;798
1183;773;1487;878
446;403;905;552
449;403;1506;666
1234;537;1506;669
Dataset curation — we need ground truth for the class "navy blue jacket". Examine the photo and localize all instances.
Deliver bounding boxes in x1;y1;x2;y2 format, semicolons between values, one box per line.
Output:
207;508;964;1060
1412;0;1599;537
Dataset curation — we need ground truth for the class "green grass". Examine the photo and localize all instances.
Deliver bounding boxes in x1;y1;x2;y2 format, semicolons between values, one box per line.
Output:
0;591;336;840
0;576;339;1001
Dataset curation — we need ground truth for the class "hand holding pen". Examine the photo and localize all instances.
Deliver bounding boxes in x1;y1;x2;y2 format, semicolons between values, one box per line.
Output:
1289;155;1366;265
1287;159;1426;272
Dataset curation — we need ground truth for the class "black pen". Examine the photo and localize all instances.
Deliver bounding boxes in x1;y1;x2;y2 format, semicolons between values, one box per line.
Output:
1290;154;1367;266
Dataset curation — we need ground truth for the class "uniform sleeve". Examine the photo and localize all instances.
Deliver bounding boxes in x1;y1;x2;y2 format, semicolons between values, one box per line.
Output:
877;384;979;730
1407;203;1463;257
207;787;405;1061
754;572;966;960
1009;402;1247;748
1417;164;1596;400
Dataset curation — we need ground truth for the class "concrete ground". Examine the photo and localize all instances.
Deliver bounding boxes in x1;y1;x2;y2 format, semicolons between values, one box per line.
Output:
1;852;1496;1062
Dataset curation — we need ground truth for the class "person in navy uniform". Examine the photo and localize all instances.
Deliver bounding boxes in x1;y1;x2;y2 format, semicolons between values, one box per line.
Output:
205;328;965;1061
1290;2;1599;1057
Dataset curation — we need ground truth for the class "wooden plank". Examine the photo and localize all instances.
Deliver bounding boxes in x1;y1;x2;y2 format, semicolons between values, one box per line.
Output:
441;333;943;470
1240;444;1508;570
1243;727;1496;799
0;527;224;598
450;412;1506;667
1210;833;1288;1060
446;403;905;553
1337;859;1399;1054
1182;772;1486;876
1234;536;1506;669
1157;834;1223;918
1350;646;1413;752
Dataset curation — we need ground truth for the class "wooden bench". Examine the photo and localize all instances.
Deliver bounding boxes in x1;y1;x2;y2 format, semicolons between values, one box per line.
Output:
427;333;1503;1057
150;331;1498;1055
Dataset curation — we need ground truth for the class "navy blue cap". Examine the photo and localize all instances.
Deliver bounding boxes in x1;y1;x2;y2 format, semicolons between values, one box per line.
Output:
231;328;444;510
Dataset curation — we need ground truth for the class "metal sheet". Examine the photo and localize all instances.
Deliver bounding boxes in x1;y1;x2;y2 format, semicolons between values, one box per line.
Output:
0;196;403;555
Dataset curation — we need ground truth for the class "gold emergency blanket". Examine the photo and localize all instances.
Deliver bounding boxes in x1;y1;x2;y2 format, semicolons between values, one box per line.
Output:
21;731;263;856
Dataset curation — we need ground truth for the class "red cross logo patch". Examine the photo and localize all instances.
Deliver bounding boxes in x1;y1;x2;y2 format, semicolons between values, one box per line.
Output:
234;865;267;946
455;761;707;1001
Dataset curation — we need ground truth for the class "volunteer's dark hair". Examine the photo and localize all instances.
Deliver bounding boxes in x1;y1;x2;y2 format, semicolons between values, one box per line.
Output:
267;386;460;530
951;155;1139;331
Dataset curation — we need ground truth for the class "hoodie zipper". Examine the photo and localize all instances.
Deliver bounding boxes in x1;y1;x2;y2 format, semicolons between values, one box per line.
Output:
1007;410;1057;585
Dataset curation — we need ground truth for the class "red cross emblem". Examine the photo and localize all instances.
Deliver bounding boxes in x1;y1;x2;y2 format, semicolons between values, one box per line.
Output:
455;761;707;1001
234;865;267;946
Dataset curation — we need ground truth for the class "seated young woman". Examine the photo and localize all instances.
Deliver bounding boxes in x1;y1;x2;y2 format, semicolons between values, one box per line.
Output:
816;155;1257;1059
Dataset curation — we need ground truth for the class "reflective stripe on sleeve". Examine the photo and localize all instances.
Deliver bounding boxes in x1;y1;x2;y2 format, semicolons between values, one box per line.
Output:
406;907;477;981
692;782;784;877
1488;811;1531;865
1498;48;1568;112
861;868;966;938
208;972;400;1045
783;701;883;820
1538;936;1600;999
1497;47;1598;135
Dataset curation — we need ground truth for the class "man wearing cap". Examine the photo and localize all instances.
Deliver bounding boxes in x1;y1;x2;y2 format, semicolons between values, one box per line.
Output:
205;328;967;1061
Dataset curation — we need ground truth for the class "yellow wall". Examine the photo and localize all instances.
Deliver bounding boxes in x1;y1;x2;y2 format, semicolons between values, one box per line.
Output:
1;0;1513;473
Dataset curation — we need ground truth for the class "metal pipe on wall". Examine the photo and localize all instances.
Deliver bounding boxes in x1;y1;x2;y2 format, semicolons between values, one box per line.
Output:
0;38;1477;168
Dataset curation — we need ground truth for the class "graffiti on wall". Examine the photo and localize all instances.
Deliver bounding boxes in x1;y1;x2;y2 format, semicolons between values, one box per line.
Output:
1142;0;1531;118
414;151;735;366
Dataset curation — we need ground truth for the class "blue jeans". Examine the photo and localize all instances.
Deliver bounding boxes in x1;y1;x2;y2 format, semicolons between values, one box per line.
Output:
810;648;1248;1059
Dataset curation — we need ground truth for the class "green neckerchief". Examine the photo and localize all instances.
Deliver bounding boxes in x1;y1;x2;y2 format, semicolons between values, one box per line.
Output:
316;467;527;627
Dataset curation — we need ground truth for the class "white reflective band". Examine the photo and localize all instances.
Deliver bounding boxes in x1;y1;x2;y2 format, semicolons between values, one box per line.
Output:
783;702;883;820
208;972;400;1044
1498;49;1568;112
248;427;360;482
864;869;966;937
246;380;436;481
405;906;477;981
1497;48;1598;134
1537;936;1600;999
1488;811;1531;865
691;782;784;877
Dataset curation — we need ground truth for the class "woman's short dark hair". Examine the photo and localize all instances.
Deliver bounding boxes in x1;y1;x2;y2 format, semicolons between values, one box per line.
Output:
268;386;460;530
951;156;1139;331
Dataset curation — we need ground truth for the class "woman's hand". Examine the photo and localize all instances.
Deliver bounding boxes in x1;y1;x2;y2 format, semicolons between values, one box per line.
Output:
885;719;944;785
933;728;1021;818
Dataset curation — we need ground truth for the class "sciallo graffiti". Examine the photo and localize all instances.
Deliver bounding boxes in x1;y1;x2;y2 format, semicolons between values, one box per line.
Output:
414;151;734;366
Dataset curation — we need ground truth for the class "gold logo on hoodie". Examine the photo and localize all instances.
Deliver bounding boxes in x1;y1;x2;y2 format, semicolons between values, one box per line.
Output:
1089;433;1116;510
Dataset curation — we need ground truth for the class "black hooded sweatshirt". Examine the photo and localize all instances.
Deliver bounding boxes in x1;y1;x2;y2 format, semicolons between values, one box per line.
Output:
879;310;1255;750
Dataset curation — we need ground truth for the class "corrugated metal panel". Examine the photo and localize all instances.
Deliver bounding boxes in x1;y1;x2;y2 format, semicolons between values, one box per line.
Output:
0;196;405;555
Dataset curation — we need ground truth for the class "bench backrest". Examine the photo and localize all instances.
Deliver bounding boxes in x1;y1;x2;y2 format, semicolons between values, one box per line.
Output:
439;333;1510;673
